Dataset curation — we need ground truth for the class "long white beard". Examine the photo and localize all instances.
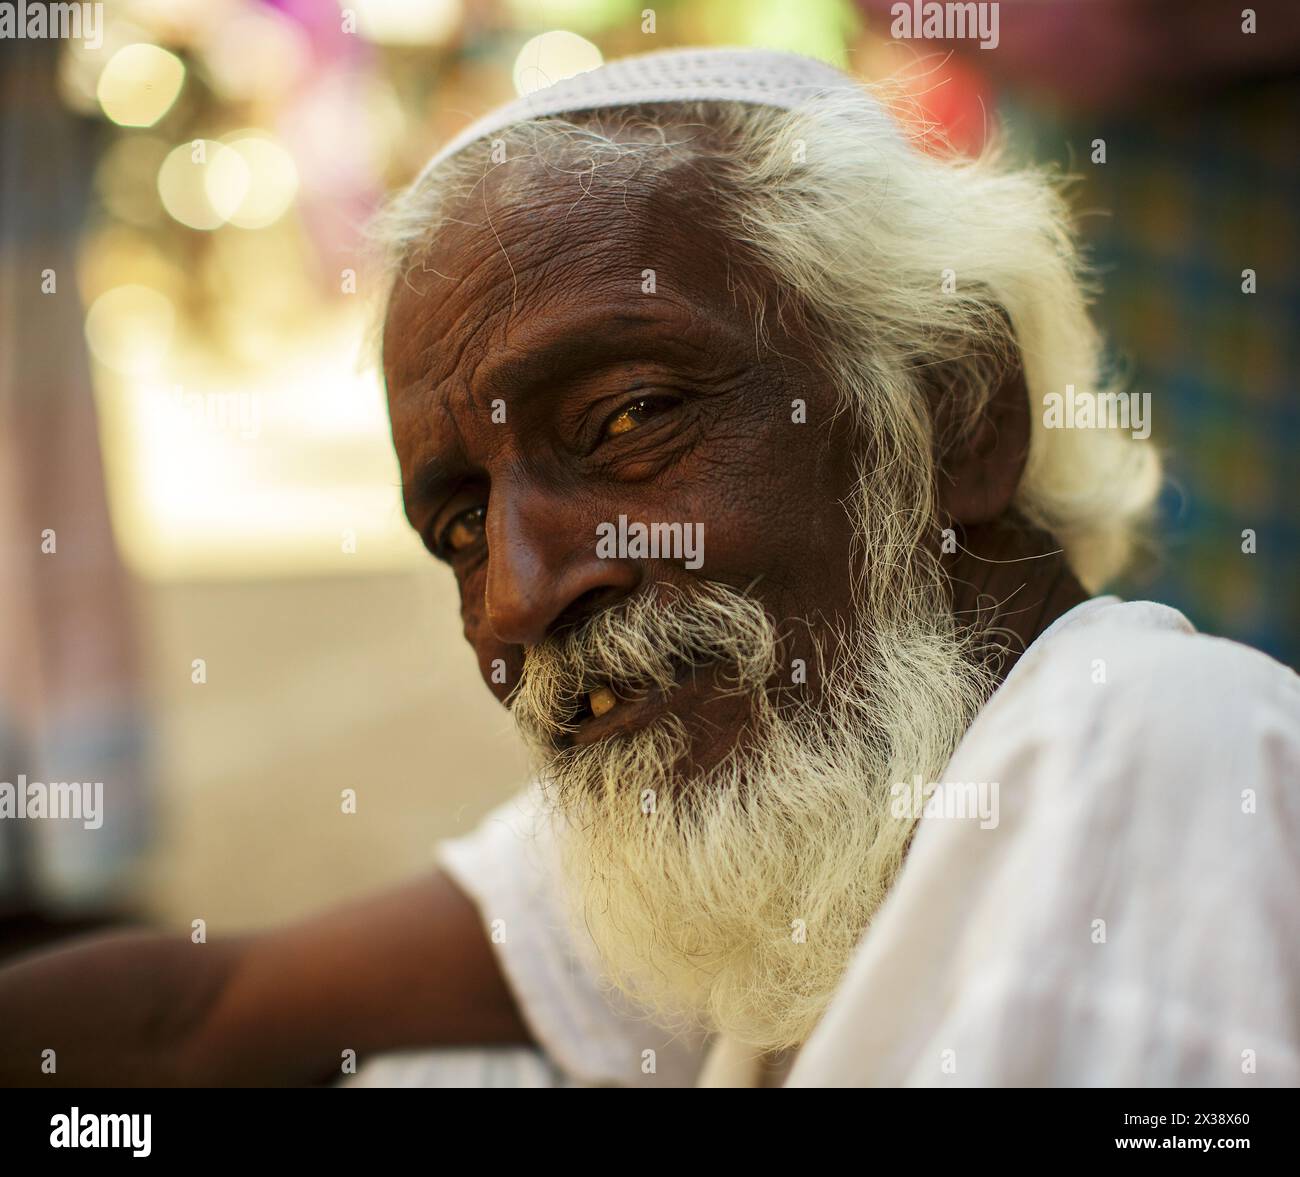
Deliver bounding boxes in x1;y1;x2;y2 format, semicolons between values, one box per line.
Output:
510;577;993;1053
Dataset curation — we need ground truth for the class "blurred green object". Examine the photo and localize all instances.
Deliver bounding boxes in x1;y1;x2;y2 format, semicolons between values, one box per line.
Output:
1002;76;1300;668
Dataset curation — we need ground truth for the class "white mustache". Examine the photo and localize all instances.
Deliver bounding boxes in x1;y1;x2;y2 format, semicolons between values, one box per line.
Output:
509;583;778;746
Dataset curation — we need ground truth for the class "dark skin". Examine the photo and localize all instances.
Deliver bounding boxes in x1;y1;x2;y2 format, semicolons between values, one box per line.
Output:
0;156;1085;1086
384;157;1087;748
385;167;863;753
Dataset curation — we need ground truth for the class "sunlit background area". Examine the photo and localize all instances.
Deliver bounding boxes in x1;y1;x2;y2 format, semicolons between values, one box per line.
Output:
1;0;1295;950
63;0;879;585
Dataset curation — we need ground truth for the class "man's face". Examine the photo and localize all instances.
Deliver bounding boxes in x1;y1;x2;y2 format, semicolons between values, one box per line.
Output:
384;160;860;771
382;151;990;1050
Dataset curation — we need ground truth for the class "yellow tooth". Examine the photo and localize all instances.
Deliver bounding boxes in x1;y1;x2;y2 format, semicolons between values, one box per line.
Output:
589;686;617;718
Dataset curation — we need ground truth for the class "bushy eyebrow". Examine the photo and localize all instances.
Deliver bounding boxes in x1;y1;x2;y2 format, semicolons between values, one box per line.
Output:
401;305;712;523
405;455;458;528
471;307;704;407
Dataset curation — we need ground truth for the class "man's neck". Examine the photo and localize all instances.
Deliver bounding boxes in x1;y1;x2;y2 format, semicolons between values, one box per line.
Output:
946;516;1091;685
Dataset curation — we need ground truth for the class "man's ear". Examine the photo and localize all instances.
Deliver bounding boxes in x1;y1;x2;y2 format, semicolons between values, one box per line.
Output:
932;355;1032;526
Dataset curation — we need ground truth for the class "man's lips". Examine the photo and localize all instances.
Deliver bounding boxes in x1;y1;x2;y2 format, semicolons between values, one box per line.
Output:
565;685;658;747
558;661;712;749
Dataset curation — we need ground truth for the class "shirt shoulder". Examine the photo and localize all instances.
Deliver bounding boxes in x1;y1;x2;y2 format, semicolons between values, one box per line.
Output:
963;599;1300;809
790;601;1300;1086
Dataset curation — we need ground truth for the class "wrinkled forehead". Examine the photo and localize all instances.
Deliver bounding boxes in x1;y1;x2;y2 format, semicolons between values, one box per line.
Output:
380;150;762;404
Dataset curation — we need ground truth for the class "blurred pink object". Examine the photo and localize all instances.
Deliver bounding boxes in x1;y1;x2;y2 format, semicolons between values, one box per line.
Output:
856;0;1300;108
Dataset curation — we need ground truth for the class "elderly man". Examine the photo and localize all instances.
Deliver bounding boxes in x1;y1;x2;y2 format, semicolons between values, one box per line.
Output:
1;48;1296;1089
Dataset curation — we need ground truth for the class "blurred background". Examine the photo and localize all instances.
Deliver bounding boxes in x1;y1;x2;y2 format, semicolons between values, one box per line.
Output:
0;0;1296;953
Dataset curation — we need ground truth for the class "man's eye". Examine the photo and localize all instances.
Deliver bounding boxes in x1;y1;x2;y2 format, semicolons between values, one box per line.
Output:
439;505;485;556
602;395;676;440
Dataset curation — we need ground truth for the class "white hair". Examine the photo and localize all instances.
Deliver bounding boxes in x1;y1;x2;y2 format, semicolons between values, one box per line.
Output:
376;85;1161;593
510;575;995;1051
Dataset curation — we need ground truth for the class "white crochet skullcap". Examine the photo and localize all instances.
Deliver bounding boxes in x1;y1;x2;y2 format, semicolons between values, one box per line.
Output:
416;45;886;181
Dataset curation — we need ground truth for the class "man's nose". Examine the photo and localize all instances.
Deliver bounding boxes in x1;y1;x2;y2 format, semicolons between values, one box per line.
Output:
483;490;639;648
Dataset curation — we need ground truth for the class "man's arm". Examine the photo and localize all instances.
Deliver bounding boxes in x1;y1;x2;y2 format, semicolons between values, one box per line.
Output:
0;869;529;1087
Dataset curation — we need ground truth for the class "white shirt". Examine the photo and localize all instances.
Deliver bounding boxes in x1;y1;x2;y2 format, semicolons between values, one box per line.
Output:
436;598;1300;1087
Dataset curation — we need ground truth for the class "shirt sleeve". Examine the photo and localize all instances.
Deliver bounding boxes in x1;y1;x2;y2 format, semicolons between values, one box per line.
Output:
435;782;710;1087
